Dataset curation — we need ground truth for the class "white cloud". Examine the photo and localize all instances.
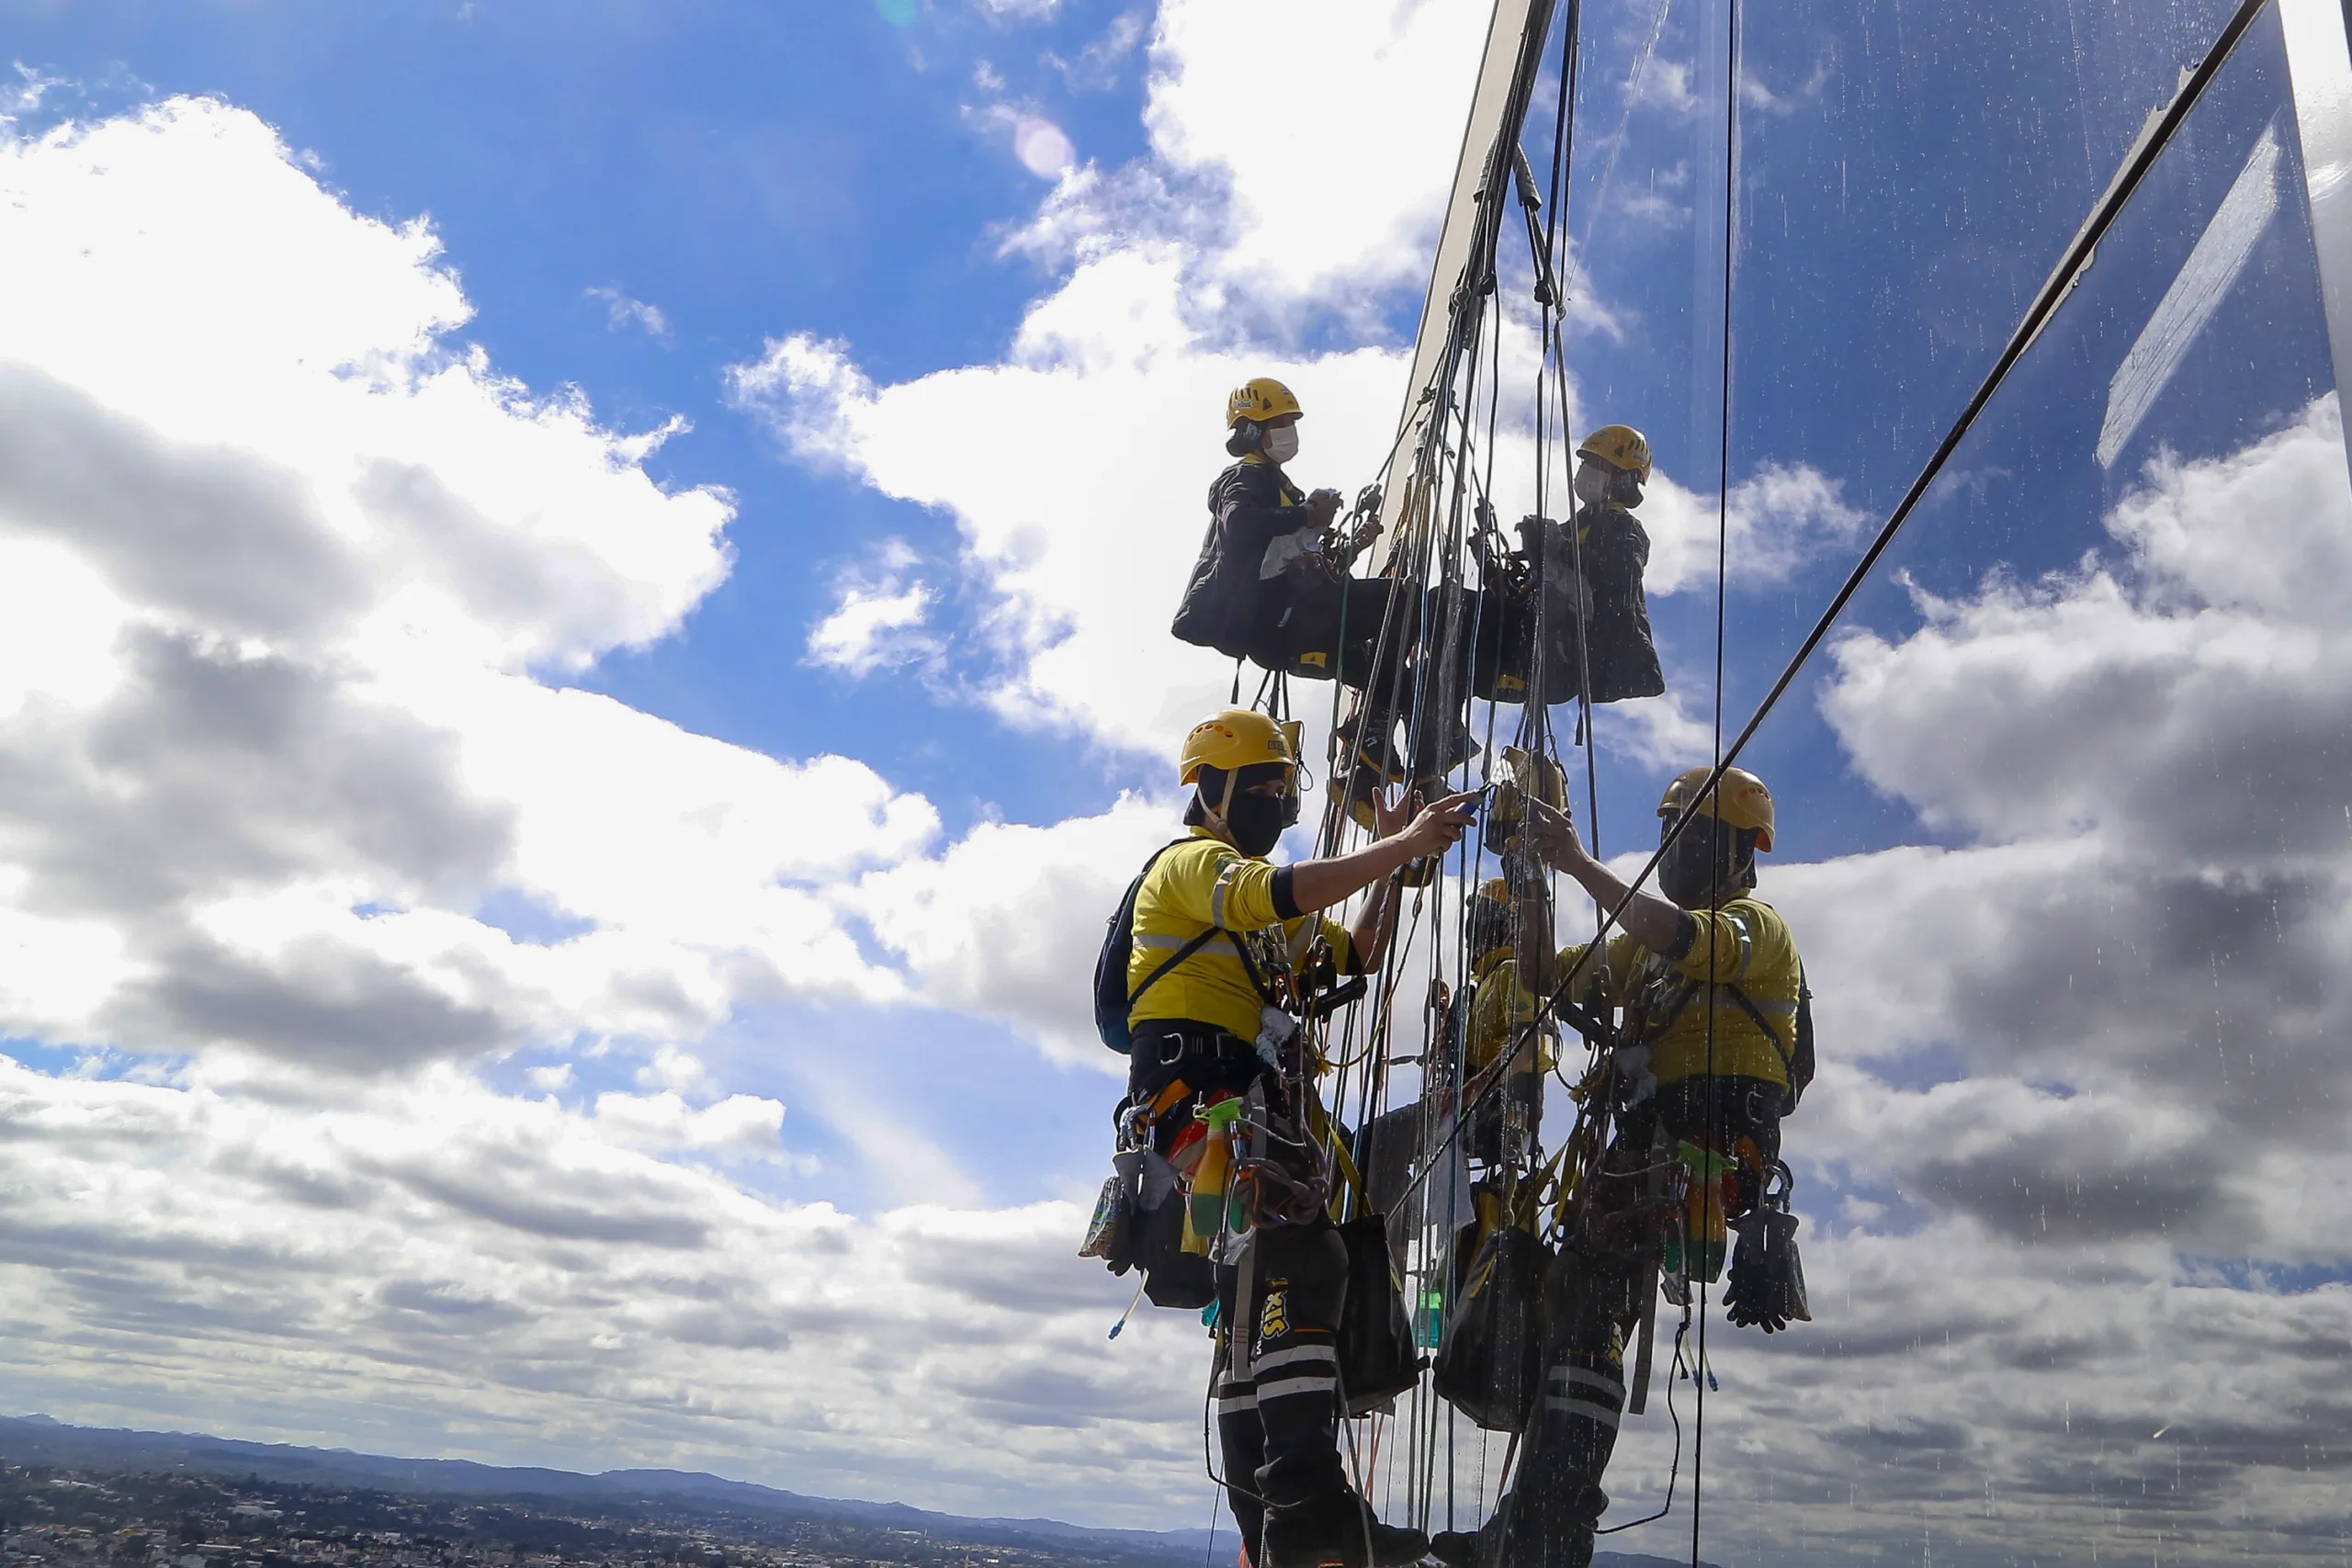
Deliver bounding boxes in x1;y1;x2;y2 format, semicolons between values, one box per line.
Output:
584;285;673;343
849;795;1178;1069
634;1044;715;1096
806;539;943;676
0;95;1275;1528
0;1057;1204;1520
592;1088;786;1156
1046;10;1148;92
731;299;1411;759
1588;688;1713;769
1634;56;1700;114
1639;458;1871;595
1139;0;1489;306
0;97;957;1073
809;581;935;672
1650;391;2352;1559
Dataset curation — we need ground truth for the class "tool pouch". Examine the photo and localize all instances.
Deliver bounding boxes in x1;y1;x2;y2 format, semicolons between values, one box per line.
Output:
1092;1147;1214;1309
1335;1213;1422;1416
1431;1220;1548;1432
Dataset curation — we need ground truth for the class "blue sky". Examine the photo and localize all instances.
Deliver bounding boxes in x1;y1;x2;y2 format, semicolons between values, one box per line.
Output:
0;1;2349;1562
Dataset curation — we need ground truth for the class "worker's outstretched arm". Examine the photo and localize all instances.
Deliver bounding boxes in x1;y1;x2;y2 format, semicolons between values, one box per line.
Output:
1286;791;1478;934
1516;795;1694;960
1331;787;1473;971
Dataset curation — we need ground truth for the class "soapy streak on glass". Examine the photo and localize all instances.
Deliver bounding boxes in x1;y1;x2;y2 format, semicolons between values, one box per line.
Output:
2098;118;2284;468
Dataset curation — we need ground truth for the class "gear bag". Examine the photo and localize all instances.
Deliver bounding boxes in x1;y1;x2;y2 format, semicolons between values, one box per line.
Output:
1431;1219;1547;1433
1336;1213;1422;1416
1139;1186;1217;1308
1093;840;1221;1054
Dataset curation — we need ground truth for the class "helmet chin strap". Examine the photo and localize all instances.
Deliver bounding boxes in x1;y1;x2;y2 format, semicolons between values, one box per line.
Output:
1204;769;1240;841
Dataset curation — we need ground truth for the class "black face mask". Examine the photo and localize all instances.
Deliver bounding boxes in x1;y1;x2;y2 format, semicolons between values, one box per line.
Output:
1658;814;1740;908
1227;790;1290;857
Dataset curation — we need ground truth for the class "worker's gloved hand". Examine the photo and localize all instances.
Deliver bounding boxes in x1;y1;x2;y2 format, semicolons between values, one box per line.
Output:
1306;487;1344;524
1724;1206;1810;1333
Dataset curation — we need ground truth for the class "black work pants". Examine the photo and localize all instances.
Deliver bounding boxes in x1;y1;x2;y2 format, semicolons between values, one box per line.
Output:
1214;1221;1352;1555
1251;576;1416;692
1470;1076;1782;1568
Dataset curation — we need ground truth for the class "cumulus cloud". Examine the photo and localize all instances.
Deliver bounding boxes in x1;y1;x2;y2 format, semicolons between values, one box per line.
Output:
1647;393;2352;1561
849;795;1178;1068
731;297;1411;758
0;92;1270;1530
1136;0;1489;308
591;1089;787;1157
0;1058;1204;1518
0;98;947;1075
805;539;944;677
1639;457;1871;594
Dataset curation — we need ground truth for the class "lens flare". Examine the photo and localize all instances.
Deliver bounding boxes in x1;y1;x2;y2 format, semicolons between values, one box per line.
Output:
1012;118;1075;178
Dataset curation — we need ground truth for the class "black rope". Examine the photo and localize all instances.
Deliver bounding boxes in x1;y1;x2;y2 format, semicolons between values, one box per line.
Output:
1691;0;1740;1560
1596;1314;1690;1535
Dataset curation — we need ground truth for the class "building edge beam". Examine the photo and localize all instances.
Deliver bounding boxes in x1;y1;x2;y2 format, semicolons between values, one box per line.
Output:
2280;0;2352;488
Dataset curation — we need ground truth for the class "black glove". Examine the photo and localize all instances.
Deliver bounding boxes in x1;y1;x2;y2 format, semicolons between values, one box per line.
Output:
1723;1205;1809;1333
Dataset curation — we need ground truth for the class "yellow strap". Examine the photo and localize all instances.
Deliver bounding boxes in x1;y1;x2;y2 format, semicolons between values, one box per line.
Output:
1517;1141;1575;1232
1303;1095;1367;1220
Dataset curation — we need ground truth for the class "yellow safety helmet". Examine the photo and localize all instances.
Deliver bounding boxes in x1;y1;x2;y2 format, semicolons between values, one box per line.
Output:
1658;765;1774;852
1179;708;1297;784
1577;423;1653;482
1227;377;1304;431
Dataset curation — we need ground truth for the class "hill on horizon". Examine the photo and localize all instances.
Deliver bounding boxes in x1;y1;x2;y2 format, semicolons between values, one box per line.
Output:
0;1412;1713;1568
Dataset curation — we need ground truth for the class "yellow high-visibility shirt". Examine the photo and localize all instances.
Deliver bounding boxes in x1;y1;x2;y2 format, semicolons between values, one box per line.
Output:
1464;947;1556;1078
1557;897;1801;1088
1127;828;1356;1043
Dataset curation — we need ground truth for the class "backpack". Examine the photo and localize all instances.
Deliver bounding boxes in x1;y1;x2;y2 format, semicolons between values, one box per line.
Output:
1788;965;1816;1111
1093;840;1222;1054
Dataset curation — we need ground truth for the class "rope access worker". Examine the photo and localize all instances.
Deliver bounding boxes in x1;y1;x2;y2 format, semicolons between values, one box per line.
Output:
1173;378;1398;691
1472;424;1665;708
1122;709;1476;1568
1455;876;1556;1169
1354;877;1554;1226
1430;766;1811;1568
